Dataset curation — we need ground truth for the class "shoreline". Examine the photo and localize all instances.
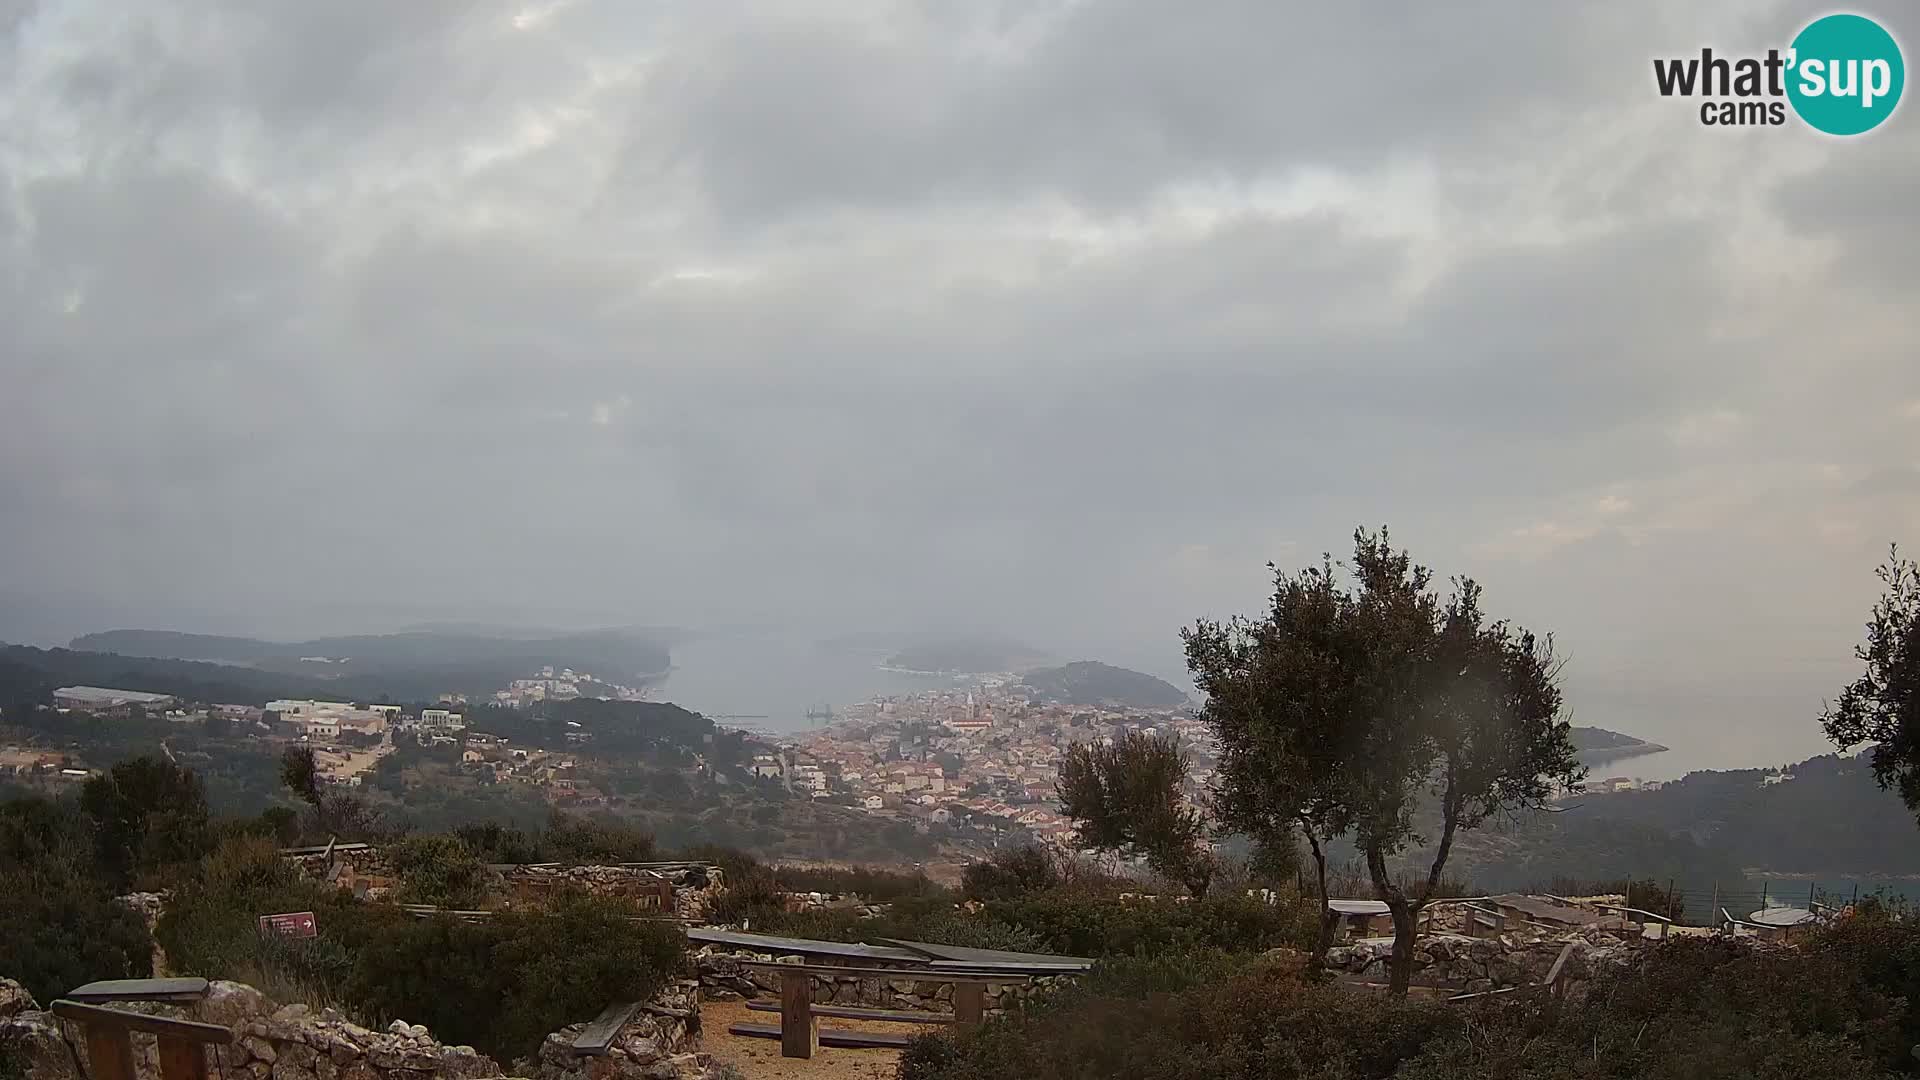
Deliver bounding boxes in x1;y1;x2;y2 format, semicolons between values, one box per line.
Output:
1577;740;1670;766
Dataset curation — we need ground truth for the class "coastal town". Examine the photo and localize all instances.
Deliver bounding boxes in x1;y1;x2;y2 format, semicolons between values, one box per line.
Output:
765;677;1207;852
1;662;1206;861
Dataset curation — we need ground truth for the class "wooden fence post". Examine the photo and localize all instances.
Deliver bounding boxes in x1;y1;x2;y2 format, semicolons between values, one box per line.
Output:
779;971;818;1060
952;981;987;1030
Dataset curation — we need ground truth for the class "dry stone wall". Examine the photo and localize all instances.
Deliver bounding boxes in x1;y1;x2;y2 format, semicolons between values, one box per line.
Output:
1324;929;1637;995
0;979;720;1080
692;948;1065;1013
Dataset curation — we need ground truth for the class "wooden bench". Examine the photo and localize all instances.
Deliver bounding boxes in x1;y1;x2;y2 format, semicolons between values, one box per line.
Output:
569;1001;643;1057
731;963;1031;1059
66;979;211;1005
50;1000;232;1080
725;1024;915;1050
745;1001;955;1024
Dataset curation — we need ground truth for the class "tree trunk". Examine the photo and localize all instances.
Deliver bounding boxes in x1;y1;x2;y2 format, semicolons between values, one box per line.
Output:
1364;843;1418;998
1304;828;1336;974
1385;899;1417;996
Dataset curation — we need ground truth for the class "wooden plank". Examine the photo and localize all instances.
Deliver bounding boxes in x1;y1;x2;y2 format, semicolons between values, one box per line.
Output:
155;1034;207;1080
736;962;1030;983
745;1002;954;1024
67;979;210;1004
728;1024;914;1050
50;1002;234;1045
1543;937;1574;991
779;970;817;1060
82;1024;137;1080
951;981;985;1030
569;1002;642;1056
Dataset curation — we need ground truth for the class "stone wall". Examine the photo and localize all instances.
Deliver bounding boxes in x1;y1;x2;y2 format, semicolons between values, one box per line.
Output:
692;949;1065;1013
1323;929;1636;996
522;984;704;1080
0;979;719;1080
501;865;723;921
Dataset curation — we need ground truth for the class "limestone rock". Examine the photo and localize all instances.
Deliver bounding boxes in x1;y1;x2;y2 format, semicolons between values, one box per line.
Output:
0;979;38;1019
197;982;275;1029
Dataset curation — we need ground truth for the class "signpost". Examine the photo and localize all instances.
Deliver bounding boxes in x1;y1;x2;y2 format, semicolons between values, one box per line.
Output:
258;912;317;939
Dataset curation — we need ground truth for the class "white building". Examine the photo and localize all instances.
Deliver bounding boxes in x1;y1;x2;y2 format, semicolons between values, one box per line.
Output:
418;709;466;734
54;686;176;711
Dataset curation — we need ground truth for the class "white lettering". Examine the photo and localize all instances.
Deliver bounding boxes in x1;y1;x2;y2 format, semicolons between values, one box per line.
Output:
1830;58;1858;99
1800;57;1827;96
1863;59;1891;107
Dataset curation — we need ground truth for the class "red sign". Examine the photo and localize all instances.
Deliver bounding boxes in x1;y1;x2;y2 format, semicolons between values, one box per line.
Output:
258;911;317;939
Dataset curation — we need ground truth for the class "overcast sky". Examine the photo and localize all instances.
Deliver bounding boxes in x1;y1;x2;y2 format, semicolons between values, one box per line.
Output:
2;2;1916;761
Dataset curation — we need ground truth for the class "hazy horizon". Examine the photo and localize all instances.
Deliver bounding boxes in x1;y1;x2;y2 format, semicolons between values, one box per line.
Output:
4;3;1915;777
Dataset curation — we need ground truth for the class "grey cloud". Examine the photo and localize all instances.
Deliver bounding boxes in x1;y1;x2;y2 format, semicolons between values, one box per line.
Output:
1;0;1917;768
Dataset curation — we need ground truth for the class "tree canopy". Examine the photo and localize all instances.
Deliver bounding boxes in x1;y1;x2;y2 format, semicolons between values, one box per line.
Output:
1189;528;1582;994
1821;545;1920;821
1058;729;1213;896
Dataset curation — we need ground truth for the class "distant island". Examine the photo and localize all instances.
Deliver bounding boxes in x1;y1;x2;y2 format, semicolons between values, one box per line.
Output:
880;634;1051;676
1569;725;1668;764
1018;661;1189;709
62;627;671;701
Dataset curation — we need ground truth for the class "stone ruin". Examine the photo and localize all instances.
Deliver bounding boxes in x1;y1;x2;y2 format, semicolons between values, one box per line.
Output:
499;865;723;923
0;978;721;1080
691;948;1062;1014
1324;926;1639;997
281;846;724;921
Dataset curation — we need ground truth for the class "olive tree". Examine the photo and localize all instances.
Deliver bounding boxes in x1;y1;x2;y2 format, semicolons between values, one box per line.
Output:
1821;545;1920;818
1058;730;1214;896
1193;529;1582;995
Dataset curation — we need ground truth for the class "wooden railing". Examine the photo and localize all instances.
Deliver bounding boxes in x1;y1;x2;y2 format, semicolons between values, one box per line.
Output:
49;1001;232;1080
733;963;1032;1059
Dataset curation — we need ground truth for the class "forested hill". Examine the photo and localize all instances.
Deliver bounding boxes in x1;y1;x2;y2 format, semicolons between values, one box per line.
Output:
1;645;353;707
1019;661;1189;709
62;628;671;700
1568;725;1667;761
1571;752;1920;876
1389;750;1920;889
882;635;1049;674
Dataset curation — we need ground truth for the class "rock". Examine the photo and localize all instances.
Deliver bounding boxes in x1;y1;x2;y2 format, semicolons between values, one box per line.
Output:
0;1009;83;1080
616;1036;660;1064
389;1021;413;1036
272;1060;318;1080
246;1037;280;1063
0;978;38;1019
198;982;275;1029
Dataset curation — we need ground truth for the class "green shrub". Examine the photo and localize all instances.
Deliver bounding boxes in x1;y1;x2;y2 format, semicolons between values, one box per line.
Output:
154;836;385;980
386;834;493;909
0;856;153;1004
899;937;1909;1080
346;891;684;1062
983;889;1315;957
961;846;1062;901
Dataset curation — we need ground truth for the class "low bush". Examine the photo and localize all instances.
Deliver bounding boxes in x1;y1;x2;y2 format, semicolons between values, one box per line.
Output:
156;838;684;1063
386;833;492;909
346;892;684;1062
899;936;1910;1080
0;855;153;1004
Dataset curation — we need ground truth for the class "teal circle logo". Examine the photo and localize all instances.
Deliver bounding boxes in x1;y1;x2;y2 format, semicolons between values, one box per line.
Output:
1787;14;1904;135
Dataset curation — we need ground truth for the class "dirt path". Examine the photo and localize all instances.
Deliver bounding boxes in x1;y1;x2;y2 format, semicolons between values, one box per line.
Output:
699;999;916;1080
